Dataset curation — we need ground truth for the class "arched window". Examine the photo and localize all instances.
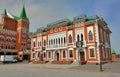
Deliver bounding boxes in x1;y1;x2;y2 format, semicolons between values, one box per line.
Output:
61;38;63;44
59;38;60;44
33;42;36;47
49;40;50;45
81;34;83;41
64;37;66;43
44;39;46;46
54;39;55;45
40;41;41;46
77;34;80;41
38;41;40;47
88;31;93;41
69;34;72;43
56;38;58;44
48;51;51;58
38;52;40;57
51;39;52;45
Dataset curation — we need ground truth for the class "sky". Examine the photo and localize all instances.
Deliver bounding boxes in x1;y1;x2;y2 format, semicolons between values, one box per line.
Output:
0;0;120;54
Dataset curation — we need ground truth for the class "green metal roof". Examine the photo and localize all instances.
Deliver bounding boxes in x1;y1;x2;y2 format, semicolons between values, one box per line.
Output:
47;19;70;29
112;49;116;54
86;18;97;22
12;15;20;21
2;9;7;16
19;6;29;21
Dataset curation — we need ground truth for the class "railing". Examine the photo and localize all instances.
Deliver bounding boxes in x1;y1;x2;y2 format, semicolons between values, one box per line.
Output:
23;50;31;54
46;43;67;50
73;41;87;48
1;49;18;52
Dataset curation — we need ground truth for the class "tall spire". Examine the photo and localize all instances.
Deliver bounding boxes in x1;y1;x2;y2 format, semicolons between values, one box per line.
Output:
19;5;29;21
2;9;7;16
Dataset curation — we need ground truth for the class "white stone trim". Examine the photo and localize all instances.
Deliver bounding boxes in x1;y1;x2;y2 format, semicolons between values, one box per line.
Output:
88;46;96;59
62;50;67;59
95;20;100;63
68;48;74;59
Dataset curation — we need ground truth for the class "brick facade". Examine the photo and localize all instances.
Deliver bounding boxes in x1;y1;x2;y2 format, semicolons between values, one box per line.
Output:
0;7;31;61
31;15;112;64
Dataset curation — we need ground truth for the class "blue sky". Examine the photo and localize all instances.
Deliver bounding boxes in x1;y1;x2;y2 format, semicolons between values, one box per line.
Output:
0;0;120;53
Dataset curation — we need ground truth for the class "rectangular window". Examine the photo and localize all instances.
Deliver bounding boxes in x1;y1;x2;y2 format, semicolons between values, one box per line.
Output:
63;50;66;58
90;48;95;57
69;50;73;58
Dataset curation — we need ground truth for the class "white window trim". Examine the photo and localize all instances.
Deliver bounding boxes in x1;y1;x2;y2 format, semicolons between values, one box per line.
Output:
88;46;96;59
88;30;94;42
48;51;51;59
62;50;67;59
68;48;74;59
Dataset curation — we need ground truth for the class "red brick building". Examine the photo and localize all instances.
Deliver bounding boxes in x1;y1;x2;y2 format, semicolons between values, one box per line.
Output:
0;6;31;61
31;15;112;64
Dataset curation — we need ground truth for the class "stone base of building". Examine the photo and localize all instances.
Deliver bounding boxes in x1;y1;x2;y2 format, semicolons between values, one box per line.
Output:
33;61;48;64
51;61;73;64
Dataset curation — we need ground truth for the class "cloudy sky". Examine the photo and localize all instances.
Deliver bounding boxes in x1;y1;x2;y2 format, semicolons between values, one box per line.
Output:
0;0;120;53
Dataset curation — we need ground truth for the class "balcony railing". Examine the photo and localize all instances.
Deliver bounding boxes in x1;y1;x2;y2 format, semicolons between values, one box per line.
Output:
0;49;18;52
73;41;87;48
46;43;67;50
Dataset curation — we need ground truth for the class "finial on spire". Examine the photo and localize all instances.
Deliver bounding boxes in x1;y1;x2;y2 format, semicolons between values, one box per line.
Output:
19;5;29;21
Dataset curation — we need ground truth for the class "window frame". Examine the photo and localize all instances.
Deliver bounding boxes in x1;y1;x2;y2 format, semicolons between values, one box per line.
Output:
89;47;96;58
88;30;93;41
62;50;66;58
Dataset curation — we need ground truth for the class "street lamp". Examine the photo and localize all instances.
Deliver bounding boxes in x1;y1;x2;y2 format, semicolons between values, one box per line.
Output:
99;43;103;72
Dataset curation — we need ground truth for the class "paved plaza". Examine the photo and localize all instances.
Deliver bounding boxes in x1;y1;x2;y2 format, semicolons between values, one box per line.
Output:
0;61;120;77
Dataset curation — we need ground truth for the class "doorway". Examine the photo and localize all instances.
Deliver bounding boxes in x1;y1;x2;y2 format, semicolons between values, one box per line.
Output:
79;52;85;65
55;51;59;61
40;54;43;61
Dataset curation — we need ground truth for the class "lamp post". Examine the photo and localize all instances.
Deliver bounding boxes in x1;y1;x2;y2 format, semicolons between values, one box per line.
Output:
99;43;103;72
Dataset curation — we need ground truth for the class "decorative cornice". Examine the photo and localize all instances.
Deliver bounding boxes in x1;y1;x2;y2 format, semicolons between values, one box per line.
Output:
0;29;17;36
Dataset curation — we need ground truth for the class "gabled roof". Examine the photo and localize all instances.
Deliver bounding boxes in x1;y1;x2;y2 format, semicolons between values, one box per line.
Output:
19;6;29;21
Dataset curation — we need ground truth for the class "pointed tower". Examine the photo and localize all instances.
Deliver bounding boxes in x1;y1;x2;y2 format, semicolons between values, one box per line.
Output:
19;6;29;21
0;9;7;29
2;9;7;16
17;6;30;60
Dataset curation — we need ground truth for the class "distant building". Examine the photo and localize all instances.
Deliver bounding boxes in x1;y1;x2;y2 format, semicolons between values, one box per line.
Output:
112;49;120;61
0;6;31;61
31;15;112;64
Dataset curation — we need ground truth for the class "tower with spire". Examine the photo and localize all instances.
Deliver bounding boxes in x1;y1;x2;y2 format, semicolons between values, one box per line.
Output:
17;6;30;60
0;6;31;61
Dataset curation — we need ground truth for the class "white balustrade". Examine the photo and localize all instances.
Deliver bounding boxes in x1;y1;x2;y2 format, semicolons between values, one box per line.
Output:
46;43;67;50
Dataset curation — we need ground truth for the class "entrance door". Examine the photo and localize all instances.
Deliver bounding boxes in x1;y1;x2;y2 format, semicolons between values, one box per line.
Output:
40;54;43;61
55;51;59;61
57;53;59;61
79;52;85;65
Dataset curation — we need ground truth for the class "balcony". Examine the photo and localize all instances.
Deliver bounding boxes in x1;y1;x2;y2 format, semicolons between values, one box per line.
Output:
73;41;87;48
46;43;67;50
0;49;18;52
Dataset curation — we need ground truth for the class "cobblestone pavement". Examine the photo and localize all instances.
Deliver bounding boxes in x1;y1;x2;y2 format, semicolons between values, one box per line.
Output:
0;61;120;77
